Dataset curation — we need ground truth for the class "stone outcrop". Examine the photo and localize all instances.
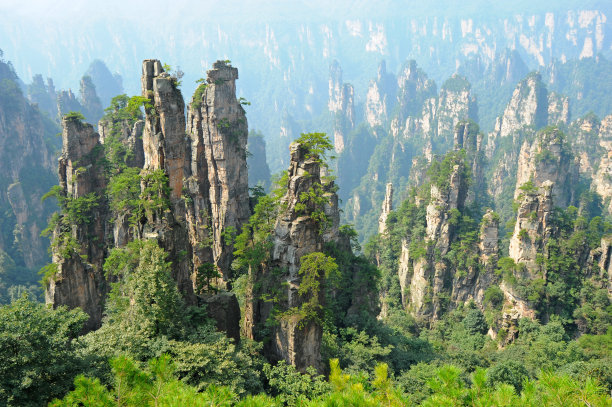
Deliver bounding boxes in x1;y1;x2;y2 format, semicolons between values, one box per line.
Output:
378;183;393;234
328;60;355;153
496;72;549;141
514;126;574;208
405;157;470;320
202;291;241;343
0;61;60;275
246;142;340;373
56;90;83;122
489;72;569;149
46;117;109;331
365;61;396;128
509;181;554;274
98;118;145;169
26;74;57;119
486;74;572;204
397;145;500;321
270;143;327;371
141;59;187;201
186;60;251;281
395;60;437;120
435;75;478;145
597;236;612;296
56;78;105;127
46;59;250;340
547;92;570;126
79;75;104;125
451;210;500;305
140;59;194;299
591;116;612;214
571;114;602;176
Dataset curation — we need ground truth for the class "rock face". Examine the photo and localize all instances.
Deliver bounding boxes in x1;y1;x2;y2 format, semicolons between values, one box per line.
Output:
597;236;612;296
270;143;326;371
56;90;83;121
365;61;396;128
186;60;251;280
514;127;574;208
46;59;249;339
79;76;104;125
27;74;57;119
395;60;437;121
246;142;340;373
56;78;105;127
98;118;145;169
487;73;572;205
142;59;187;201
202;291;241;343
435;75;478;145
378;183;393;234
397;143;499;321
451;210;500;305
331;83;354;153
46;117;109;331
140;59;194;298
397;155;472;320
591;116;612;214
497;73;549;141
509;181;554;274
0;60;60;286
491;72;569;146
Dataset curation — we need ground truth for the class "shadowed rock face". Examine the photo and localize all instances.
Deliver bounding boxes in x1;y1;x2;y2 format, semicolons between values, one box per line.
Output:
245;142;340;373
139;59;195;301
187;60;250;281
46;60;250;340
378;183;393;234
328;60;355;153
0;61;59;273
514;127;575;208
142;59;186;202
46;117;109;332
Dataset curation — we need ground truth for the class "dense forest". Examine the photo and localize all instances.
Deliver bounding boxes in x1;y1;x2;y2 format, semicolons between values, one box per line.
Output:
0;3;612;406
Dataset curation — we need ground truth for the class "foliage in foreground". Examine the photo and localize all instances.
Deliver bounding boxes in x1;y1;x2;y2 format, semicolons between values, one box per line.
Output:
52;354;611;407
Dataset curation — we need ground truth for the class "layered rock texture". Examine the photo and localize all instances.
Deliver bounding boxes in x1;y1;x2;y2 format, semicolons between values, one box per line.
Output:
378;183;393;234
591;116;612;213
514;127;575;208
46;117;108;331
187;60;250;279
342;60;478;245
46;59;251;338
508;181;555;272
0;60;60;302
246;142;340;373
328;61;355;153
394;145;499;322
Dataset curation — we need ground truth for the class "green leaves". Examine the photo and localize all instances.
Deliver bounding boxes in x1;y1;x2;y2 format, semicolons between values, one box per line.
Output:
102;240;183;338
63;111;85;122
0;295;88;406
294;132;334;167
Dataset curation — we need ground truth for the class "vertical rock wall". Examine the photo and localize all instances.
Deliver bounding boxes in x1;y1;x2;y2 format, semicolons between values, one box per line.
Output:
187;60;250;280
246;142;340;373
46;117;109;331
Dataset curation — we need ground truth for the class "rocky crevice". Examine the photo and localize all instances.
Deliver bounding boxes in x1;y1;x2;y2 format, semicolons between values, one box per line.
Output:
246;142;340;373
46;117;109;331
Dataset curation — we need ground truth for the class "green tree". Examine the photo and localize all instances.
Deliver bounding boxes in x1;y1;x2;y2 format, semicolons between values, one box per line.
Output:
83;240;185;360
0;295;89;406
284;252;339;326
51;355;238;407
